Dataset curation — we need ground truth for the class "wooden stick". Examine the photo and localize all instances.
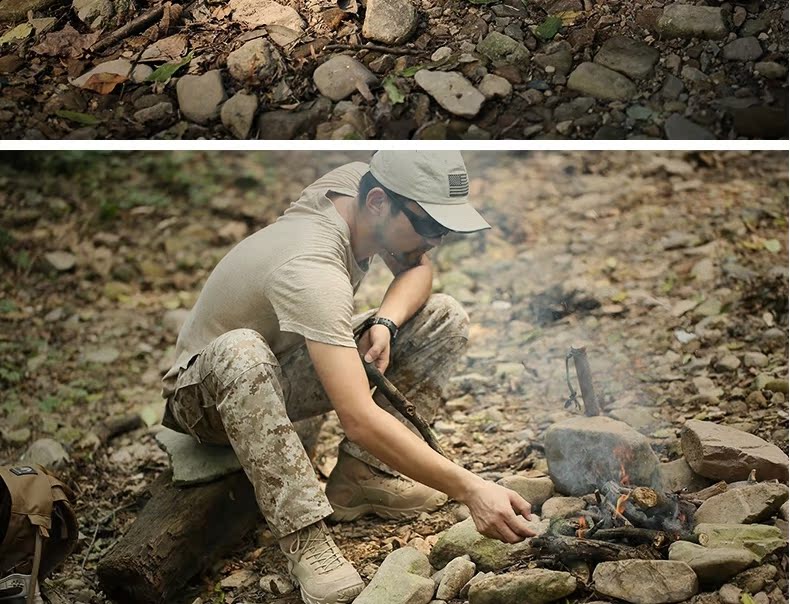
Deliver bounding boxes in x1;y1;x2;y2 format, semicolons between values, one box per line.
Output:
90;1;185;53
96;413;145;445
323;43;426;56
584;527;668;547
569;346;600;416
531;535;662;562
363;361;445;457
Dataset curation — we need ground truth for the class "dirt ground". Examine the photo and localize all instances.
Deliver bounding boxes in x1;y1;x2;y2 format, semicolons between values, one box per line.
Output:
0;0;787;139
0;151;788;603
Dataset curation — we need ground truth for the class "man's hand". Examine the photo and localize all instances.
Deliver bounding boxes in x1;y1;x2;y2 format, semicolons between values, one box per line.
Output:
358;324;391;374
462;479;537;543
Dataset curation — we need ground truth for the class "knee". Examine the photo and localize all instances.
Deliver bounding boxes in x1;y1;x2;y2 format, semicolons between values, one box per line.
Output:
422;293;470;339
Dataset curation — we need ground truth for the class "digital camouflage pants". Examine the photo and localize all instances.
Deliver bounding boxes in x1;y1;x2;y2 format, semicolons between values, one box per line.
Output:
166;293;470;538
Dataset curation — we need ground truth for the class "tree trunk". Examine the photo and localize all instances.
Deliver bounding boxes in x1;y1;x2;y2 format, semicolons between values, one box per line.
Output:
96;469;259;603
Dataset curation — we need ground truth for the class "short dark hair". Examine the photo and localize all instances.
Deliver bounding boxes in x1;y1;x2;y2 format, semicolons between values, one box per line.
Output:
358;171;407;216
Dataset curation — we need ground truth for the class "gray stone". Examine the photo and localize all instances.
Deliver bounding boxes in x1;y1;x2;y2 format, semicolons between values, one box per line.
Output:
176;70;226;124
694;483;789;525
533;40;572;75
720;583;742;604
478;74;512;99
221;92;258;139
155;428;241;485
541;496;586;519
429;518;533;571
2;428;31;445
83;347;120;364
436;557;476;600
313;55;376;101
743;352;769;368
44;251;76;271
660;459;713;493
594;36;659;79
780;501;788;521
414;70;485;118
664;114;715;140
354;547;435;604
544;416;661;495
567;62;636;101
593;560;698;604
661;75;684;100
496;475;555;511
73;0;104;27
722;37;762;62
226;39;277;82
731;564;777;594
22;438;70;468
468;569;577;604
681;420;789;482
134;101;174;124
609;407;662;433
657;5;728;40
715;354;741;371
668;541;756;583
476;32;530;68
695;524;787;561
362;0;417;44
257;98;332;139
553;97;594;121
754;62;787;80
131;64;153;83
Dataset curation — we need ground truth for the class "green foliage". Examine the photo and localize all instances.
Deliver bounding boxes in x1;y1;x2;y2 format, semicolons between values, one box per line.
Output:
145;52;193;83
0;366;21;384
0;299;16;313
382;75;406;105
535;15;562;40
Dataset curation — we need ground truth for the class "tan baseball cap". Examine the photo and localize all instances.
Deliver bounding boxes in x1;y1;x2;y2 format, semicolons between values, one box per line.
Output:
369;151;491;233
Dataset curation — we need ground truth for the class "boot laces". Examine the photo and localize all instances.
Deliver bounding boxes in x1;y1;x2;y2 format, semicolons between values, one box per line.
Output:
289;524;346;574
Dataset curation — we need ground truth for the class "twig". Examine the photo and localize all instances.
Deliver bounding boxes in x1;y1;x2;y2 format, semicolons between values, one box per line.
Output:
90;1;189;53
96;413;145;445
323;43;427;56
584;527;668;547
363;361;445;456
569;346;601;416
531;535;662;562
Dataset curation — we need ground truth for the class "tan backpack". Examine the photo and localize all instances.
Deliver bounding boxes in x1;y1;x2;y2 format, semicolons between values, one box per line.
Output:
0;465;78;604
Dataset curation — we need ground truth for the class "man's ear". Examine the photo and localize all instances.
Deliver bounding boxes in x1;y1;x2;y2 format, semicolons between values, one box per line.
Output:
365;187;389;217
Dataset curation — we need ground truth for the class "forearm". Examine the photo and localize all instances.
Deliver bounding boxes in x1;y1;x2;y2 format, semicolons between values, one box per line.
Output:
349;403;482;502
376;256;433;325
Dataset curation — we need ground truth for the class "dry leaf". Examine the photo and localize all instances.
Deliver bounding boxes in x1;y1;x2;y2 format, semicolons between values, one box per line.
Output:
139;33;187;62
81;71;128;94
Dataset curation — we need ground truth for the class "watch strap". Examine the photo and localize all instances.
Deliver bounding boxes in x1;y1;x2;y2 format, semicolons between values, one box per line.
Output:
363;316;399;342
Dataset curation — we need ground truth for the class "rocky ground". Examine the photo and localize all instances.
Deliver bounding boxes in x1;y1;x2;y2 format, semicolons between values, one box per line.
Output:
0;0;787;139
0;151;788;604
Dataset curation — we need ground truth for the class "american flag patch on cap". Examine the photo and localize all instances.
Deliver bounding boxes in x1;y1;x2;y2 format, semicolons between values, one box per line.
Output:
448;173;469;196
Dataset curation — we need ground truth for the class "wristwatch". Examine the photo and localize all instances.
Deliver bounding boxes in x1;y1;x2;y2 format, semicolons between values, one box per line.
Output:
362;316;399;342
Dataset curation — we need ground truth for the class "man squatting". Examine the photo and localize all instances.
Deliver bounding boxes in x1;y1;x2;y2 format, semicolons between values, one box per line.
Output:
161;151;536;604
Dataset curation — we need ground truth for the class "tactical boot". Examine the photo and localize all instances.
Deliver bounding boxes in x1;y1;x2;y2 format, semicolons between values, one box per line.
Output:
279;521;364;604
326;450;448;522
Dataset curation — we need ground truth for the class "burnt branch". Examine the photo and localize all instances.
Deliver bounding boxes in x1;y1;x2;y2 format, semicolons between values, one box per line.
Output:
531;535;662;563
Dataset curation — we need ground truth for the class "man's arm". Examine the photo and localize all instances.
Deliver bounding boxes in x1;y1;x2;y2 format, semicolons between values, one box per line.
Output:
306;339;536;544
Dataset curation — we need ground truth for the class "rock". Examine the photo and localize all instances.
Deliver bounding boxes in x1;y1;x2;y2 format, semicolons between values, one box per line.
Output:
22;438;70;468
593;560;698;604
134;101;173;124
155;428;241;485
468;569;577;604
593;36;659;79
259;573;294;595
221;92;258;139
553;97;594;121
131;63;153;83
229;0;305;30
71;58;132;89
83;347;119;364
429;518;533;571
754;62;787;80
544;416;661;495
354;547;435;604
72;0;104;27
541;496;586;519
694;483;789;525
722;37;762;62
362;0;417;44
478;74;512;99
657;5;728;40
609;407;661;434
496;475;554;511
176;70;226;124
664;114;715;139
694;524;787;561
567;62;636;101
781;501;788;521
681;420;789;482
743;352;769;368
731;564;777;594
476;32;530;68
414;71;485;118
220;569;256;588
226;39;277;82
660;459;712;493
257;97;331;139
436;556;476;600
313;55;376;101
668;541;756;583
715;354;741;371
2;428;31;446
765;380;788;394
533;40;572;75
661;75;684;100
44;251;76;271
719;583;742;604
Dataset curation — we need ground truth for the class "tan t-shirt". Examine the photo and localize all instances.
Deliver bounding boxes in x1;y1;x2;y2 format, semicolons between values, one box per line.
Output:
162;161;370;397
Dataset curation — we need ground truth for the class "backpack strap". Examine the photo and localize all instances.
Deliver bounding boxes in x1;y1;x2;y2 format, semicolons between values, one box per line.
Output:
26;532;43;604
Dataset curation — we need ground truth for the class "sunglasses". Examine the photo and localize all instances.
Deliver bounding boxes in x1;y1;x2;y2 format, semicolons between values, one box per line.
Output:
385;190;450;239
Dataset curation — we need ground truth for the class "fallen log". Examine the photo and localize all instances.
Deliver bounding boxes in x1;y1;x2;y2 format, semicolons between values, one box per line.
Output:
96;469;259;604
531;535;662;563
